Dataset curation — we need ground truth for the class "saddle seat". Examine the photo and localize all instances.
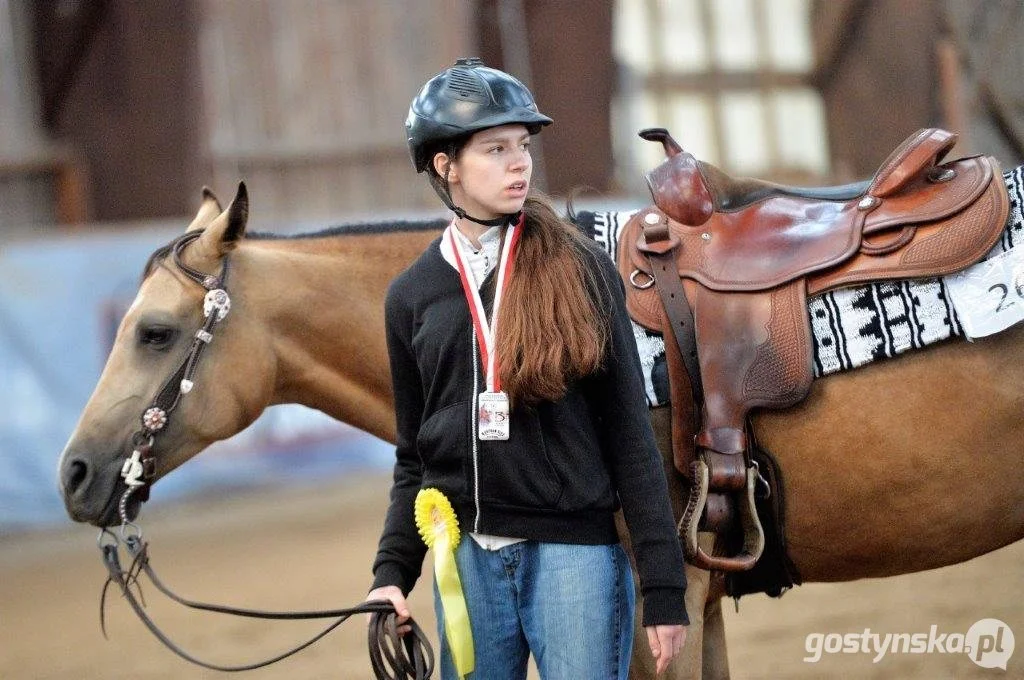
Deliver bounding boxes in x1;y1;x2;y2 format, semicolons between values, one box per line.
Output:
622;127;1010;573
694;162;871;209
634;127;1002;294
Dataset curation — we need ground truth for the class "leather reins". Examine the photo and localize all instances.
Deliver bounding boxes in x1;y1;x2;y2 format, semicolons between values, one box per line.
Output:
99;530;433;677
98;230;434;678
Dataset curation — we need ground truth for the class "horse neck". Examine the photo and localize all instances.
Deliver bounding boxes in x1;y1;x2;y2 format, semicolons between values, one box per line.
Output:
235;228;440;443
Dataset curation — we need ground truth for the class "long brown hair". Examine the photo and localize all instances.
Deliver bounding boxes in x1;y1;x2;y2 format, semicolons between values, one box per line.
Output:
495;195;608;405
427;137;609;404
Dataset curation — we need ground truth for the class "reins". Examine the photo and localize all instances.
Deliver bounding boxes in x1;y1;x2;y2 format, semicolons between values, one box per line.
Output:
98;230;435;678
99;529;433;677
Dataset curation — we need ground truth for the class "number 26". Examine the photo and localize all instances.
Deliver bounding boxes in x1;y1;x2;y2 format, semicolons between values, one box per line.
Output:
990;277;1024;312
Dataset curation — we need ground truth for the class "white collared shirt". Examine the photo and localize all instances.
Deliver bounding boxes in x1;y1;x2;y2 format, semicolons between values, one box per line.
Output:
440;222;502;283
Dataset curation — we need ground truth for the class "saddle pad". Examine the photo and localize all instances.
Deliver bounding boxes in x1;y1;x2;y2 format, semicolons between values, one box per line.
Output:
582;166;1024;407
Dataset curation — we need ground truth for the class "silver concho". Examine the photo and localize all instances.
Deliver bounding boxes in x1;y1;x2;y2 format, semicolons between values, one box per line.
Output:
121;449;147;488
857;195;880;210
203;288;231;321
142;407;168;431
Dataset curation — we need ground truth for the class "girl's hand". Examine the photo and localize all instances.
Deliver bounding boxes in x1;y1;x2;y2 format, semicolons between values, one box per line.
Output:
366;585;412;635
645;624;687;676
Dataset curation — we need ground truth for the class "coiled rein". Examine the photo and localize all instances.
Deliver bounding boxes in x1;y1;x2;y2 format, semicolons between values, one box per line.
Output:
99;528;434;677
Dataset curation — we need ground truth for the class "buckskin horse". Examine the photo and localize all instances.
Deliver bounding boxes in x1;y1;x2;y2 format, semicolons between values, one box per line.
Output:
58;132;1024;678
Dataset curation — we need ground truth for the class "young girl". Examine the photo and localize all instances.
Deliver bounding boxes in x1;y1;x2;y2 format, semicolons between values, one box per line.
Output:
368;58;688;679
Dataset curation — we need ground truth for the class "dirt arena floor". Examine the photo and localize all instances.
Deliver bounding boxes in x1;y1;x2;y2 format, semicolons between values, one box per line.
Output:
2;472;1021;679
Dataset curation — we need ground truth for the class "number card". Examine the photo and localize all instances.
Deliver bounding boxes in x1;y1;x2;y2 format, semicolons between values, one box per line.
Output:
945;246;1024;338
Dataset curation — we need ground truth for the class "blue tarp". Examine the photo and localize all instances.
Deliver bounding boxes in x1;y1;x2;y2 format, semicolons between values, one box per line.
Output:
0;225;392;529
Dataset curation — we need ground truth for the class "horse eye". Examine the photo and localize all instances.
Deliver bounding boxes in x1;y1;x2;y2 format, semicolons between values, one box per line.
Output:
138;325;177;348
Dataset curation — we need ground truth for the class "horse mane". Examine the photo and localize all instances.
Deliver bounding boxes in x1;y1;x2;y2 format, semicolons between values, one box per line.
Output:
140;217;449;283
141;243;176;282
246;217;448;240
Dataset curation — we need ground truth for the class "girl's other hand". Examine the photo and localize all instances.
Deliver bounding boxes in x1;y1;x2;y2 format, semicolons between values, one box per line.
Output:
646;623;687;675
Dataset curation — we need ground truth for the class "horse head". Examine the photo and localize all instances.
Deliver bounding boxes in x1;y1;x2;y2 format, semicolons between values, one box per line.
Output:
58;183;277;527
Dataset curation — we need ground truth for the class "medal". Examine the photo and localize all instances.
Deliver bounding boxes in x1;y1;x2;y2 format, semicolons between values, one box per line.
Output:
477;390;510;441
448;217;522;441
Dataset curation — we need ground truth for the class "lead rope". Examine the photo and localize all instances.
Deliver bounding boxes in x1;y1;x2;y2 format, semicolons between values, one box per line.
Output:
98;530;433;676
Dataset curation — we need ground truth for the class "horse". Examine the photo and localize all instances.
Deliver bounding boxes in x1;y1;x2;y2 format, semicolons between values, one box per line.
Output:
58;182;1024;679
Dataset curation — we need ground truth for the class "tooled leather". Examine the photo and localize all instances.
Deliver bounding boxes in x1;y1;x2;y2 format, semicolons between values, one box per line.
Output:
741;283;814;411
808;173;1008;294
624;150;998;293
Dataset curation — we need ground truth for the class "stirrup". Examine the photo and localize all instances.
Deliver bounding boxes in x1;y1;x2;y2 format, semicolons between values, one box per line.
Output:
680;459;765;571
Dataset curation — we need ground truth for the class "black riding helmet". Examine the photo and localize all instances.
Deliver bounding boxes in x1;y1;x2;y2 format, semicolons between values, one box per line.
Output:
406;57;553;225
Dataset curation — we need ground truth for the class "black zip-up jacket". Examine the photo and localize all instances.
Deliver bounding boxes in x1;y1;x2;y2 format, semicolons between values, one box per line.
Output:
371;234;688;626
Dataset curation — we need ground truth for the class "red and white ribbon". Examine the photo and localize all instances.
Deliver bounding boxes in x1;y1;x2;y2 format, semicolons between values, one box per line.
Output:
447;216;523;393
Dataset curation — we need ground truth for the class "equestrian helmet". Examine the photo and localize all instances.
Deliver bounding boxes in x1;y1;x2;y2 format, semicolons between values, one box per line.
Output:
406;57;553;173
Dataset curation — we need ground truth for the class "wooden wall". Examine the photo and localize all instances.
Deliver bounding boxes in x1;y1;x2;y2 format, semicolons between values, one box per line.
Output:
14;1;624;228
22;0;473;228
811;0;943;179
812;0;1023;179
475;0;615;196
0;0;85;230
40;0;204;223
198;0;473;224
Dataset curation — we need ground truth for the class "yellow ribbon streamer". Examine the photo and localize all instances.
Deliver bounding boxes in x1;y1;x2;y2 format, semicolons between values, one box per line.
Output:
415;488;474;678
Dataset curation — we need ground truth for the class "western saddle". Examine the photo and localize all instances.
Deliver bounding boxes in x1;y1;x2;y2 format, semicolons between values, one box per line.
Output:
620;127;1009;572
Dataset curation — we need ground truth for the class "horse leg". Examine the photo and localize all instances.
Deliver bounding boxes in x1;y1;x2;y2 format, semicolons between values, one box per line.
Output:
701;574;730;680
621;406;733;679
626;555;711;680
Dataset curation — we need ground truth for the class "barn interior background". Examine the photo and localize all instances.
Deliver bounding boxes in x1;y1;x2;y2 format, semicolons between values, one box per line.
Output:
1;0;1021;527
0;0;1021;585
2;1;1023;679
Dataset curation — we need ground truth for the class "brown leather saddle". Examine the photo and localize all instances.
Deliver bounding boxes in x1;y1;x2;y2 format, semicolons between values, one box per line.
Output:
620;127;1009;572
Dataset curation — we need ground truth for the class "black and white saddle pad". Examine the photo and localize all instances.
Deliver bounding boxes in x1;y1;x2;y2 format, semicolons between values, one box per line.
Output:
581;166;1024;407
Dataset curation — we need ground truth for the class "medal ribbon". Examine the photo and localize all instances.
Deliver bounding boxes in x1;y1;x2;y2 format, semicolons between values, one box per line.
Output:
447;215;522;393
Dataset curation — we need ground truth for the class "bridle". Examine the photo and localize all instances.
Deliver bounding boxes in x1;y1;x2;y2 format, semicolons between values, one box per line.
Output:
98;230;434;678
116;230;231;518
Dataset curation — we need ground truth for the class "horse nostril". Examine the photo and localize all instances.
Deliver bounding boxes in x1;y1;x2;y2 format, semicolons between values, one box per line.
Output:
63;458;89;496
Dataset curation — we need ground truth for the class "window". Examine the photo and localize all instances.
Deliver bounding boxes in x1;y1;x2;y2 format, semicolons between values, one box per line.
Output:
613;0;828;195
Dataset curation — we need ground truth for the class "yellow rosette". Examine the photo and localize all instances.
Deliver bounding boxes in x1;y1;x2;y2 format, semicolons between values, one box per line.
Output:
415;488;474;678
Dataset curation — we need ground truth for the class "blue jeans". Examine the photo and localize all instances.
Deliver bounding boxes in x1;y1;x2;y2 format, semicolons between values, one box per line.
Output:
433;539;635;680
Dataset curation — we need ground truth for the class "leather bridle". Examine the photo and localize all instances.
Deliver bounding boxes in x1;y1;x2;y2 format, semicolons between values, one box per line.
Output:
117;230;232;519
98;230;434;678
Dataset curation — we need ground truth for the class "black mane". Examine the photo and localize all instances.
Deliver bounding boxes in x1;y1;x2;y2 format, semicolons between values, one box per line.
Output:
141;217;448;282
247;217;447;240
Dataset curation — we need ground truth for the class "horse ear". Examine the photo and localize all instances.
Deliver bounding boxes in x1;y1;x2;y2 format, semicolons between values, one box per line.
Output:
185;186;223;232
195;182;249;257
222;182;249;247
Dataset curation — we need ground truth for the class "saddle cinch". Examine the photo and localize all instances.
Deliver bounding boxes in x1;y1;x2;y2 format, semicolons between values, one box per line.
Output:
621;127;1009;572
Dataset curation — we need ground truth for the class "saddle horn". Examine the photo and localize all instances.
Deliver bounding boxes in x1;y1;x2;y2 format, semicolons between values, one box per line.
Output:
639;128;684;158
639;127;715;226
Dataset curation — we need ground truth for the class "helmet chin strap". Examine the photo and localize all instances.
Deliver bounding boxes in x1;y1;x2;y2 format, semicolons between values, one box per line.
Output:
431;168;521;228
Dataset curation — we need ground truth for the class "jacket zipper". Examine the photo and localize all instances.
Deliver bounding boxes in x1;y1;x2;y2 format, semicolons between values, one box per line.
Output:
470;326;482;533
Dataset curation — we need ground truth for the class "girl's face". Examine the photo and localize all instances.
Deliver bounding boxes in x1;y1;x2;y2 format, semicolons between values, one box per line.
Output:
437;124;532;220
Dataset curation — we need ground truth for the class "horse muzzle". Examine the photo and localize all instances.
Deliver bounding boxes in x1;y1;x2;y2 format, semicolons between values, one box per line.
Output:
58;448;142;527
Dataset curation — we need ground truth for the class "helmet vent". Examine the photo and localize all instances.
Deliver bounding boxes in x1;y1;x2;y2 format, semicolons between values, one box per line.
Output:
446;68;488;102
